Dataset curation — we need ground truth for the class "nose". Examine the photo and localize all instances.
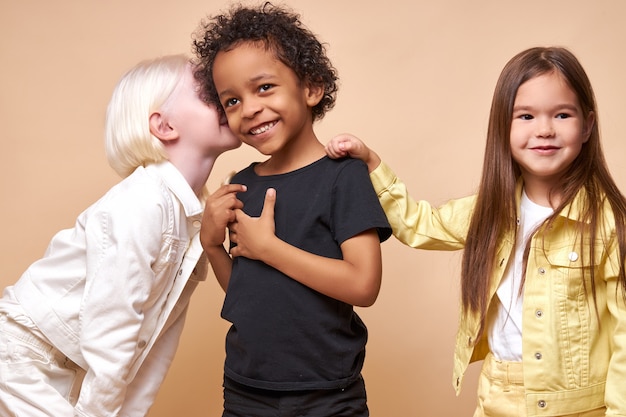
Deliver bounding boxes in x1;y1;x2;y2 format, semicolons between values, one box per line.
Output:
536;117;555;138
241;96;263;119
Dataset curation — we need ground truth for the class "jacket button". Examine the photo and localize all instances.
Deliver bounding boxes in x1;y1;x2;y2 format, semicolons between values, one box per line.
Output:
193;220;201;228
538;400;546;408
568;251;579;262
538;267;546;274
138;340;147;348
535;309;543;318
534;352;542;360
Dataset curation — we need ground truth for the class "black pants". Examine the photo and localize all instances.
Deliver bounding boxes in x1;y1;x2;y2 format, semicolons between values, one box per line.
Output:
222;375;369;417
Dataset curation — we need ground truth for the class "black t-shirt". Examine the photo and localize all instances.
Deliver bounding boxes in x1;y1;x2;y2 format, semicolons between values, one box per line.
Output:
222;156;391;391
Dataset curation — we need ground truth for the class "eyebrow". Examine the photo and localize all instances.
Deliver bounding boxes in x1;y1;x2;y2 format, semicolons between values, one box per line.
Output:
218;73;277;100
513;103;579;112
249;73;275;83
218;88;233;100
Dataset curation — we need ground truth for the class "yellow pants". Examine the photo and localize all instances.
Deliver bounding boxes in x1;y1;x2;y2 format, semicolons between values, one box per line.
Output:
473;353;605;417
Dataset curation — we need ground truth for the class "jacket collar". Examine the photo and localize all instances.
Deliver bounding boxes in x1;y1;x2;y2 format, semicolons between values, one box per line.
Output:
515;177;590;224
145;161;204;217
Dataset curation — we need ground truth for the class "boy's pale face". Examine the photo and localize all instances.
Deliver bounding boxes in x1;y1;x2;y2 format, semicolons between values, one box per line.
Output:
212;42;320;159
165;65;240;156
510;71;593;200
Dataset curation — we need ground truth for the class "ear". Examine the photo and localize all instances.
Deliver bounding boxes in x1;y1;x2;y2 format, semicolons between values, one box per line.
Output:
149;111;179;142
582;111;595;143
304;82;324;108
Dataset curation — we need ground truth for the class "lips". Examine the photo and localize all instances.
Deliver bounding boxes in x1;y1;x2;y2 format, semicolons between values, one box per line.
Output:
249;120;277;135
529;145;561;156
531;146;560;151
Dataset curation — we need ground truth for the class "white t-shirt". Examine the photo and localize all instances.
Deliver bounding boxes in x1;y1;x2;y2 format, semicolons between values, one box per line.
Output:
488;190;553;361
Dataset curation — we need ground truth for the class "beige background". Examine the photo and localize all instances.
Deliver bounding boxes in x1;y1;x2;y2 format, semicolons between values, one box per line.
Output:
1;0;625;415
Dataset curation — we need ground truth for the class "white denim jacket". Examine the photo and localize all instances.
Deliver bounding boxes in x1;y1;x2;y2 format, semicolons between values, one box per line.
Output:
370;161;626;417
8;161;207;416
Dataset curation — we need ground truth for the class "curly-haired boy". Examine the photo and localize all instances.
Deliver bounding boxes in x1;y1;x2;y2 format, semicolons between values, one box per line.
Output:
194;3;391;416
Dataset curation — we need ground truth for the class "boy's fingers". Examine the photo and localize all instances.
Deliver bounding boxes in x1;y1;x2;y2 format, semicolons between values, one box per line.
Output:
213;183;247;197
260;188;276;220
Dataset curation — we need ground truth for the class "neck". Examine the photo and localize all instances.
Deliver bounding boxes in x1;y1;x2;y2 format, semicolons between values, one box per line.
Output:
522;177;561;208
257;132;325;176
168;151;217;196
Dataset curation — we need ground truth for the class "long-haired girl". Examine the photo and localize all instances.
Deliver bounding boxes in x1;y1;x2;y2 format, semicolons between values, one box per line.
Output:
326;46;626;416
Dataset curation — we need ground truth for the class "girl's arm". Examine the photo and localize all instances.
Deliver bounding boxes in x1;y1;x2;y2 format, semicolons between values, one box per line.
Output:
230;188;382;307
327;133;469;248
370;161;472;250
603;235;626;413
119;302;187;416
200;183;246;291
76;187;171;416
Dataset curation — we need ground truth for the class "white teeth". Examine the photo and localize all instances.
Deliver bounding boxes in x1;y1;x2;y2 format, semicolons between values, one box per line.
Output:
250;121;276;135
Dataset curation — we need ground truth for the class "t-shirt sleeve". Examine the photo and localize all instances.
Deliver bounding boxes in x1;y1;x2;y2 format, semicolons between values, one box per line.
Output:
331;159;392;245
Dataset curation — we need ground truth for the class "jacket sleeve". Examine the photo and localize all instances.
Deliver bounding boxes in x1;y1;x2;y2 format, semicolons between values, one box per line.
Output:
603;232;626;415
117;303;189;417
369;161;472;251
74;183;174;417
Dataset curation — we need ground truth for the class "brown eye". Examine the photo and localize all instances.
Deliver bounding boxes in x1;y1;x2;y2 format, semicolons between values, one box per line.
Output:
224;98;239;108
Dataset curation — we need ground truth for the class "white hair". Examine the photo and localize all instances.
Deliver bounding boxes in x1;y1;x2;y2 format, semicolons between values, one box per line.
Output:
105;54;190;178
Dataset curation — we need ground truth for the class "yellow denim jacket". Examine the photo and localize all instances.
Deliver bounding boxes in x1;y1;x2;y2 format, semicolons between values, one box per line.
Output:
370;161;626;416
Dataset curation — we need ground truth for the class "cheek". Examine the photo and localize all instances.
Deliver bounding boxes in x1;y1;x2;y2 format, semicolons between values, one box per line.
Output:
509;121;532;142
508;130;524;150
224;113;239;129
509;147;522;164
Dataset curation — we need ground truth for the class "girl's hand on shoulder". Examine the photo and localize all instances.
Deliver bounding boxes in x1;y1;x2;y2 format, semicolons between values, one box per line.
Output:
325;133;367;159
325;133;381;173
201;183;246;250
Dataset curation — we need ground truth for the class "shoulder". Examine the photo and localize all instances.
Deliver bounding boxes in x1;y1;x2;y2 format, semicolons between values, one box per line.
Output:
566;188;618;228
322;156;367;172
599;196;619;235
92;168;172;220
316;157;369;183
232;163;259;182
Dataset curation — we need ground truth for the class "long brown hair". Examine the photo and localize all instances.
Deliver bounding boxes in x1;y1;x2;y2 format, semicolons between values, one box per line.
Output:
461;47;626;340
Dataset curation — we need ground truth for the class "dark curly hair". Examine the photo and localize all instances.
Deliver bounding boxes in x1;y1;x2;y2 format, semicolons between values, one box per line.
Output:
192;2;338;121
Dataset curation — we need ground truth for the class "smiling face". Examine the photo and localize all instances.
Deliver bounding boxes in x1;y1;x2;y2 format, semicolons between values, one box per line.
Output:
510;71;594;200
212;41;322;161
